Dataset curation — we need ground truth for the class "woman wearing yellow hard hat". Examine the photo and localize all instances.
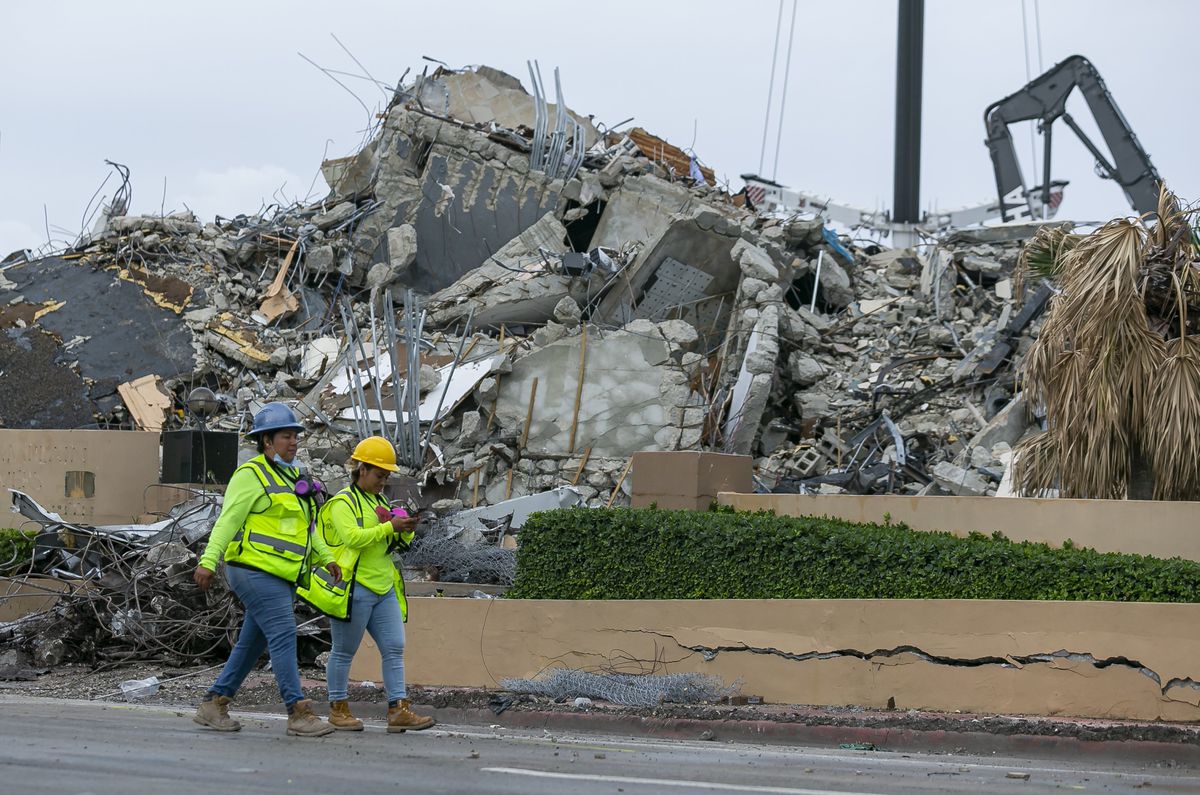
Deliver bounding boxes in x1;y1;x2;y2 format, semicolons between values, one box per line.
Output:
297;435;435;733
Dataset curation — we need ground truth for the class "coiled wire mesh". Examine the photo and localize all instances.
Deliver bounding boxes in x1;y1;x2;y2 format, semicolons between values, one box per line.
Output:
501;668;739;707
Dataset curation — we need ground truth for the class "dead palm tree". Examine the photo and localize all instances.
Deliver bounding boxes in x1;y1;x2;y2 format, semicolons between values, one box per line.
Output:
1015;186;1200;499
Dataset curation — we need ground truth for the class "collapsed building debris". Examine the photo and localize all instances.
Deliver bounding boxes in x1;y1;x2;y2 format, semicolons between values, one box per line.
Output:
2;482;526;666
1;61;1057;524
3;490;232;667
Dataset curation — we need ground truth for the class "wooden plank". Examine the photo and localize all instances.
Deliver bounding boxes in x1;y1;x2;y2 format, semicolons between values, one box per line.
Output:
606;457;634;508
568;325;588;454
570;447;592;486
519;377;539;450
258;238;301;322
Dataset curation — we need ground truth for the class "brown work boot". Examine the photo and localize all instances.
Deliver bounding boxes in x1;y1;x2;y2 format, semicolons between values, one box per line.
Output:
328;700;364;731
286;699;334;737
386;698;435;733
193;694;241;732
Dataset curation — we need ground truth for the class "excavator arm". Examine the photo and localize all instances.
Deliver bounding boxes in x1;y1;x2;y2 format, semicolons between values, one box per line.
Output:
985;54;1162;221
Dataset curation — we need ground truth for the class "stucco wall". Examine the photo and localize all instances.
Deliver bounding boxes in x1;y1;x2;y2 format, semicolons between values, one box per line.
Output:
717;492;1200;563
352;597;1200;722
0;430;160;525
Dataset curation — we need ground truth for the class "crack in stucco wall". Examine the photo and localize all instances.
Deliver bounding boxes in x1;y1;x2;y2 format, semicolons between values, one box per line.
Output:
613;628;1200;702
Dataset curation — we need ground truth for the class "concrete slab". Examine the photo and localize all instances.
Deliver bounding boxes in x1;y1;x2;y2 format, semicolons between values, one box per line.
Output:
495;325;683;457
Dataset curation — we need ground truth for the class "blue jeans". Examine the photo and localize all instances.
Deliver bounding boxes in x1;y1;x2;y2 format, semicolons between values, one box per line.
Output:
208;565;305;708
327;586;407;703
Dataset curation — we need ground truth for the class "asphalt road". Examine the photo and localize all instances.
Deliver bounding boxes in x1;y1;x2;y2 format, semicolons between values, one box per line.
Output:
1;696;1196;794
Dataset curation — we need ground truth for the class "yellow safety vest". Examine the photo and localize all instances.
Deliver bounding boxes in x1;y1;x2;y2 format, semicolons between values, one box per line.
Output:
296;487;410;623
223;456;314;584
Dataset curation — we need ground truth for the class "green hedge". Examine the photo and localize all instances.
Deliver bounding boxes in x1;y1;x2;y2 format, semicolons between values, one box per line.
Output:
0;528;36;575
507;508;1200;602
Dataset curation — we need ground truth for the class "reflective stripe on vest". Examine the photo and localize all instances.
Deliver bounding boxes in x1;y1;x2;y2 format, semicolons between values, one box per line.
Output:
244;459;294;494
247;531;307;557
314;566;347;589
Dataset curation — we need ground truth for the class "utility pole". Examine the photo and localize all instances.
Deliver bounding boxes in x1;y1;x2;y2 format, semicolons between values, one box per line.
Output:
892;0;924;243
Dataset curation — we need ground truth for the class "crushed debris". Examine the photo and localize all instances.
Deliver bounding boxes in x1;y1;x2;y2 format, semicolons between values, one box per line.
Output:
2;490;237;667
2;61;1057;519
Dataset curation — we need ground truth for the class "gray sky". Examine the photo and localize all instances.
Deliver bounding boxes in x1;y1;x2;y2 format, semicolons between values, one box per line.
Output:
2;0;1195;256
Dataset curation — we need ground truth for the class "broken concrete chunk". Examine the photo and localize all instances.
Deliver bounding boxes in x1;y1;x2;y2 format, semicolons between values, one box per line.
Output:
386;223;417;271
183;307;218;327
652;319;700;351
591;175;696;249
794;305;830;331
418;363;441;393
731;238;780;282
313;202;357;231
968;394;1030;451
745;305;780;374
818;257;854;307
532;322;569;348
970;445;994;469
787;353;826;387
740;277;769;301
431;498;465;515
495;324;685;458
780;308;820;346
476;376;499;403
931;461;989;496
552;296;582;328
795;391;831;422
306;244;337;274
426;213;571;329
458;410;485;447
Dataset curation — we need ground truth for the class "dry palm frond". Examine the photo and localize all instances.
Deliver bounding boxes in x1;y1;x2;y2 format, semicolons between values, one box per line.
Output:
1059;220;1146;339
1093;311;1166;432
1143;185;1200;326
1017;217;1169;499
1144;184;1190;263
1146;335;1200;499
1144;273;1200;500
1015;224;1080;294
1013;431;1059;497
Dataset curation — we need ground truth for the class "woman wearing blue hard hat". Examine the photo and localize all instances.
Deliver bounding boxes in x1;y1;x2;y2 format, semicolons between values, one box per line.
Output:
191;402;342;737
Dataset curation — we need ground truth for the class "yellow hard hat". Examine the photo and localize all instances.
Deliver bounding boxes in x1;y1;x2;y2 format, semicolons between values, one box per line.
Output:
350;436;400;472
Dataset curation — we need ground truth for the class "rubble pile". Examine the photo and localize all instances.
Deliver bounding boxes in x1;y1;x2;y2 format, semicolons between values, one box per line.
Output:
1;62;1051;510
755;226;1043;496
1;483;532;666
2;490;239;667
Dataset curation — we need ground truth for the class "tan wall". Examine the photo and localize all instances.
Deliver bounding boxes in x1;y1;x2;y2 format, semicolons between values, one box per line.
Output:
353;597;1200;722
0;577;73;622
717;493;1200;563
0;430;160;525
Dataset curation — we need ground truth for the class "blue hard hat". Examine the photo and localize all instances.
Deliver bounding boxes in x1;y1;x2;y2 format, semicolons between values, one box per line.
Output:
246;402;305;439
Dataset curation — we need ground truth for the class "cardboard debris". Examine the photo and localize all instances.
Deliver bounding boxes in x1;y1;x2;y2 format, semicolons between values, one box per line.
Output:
256;239;301;324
